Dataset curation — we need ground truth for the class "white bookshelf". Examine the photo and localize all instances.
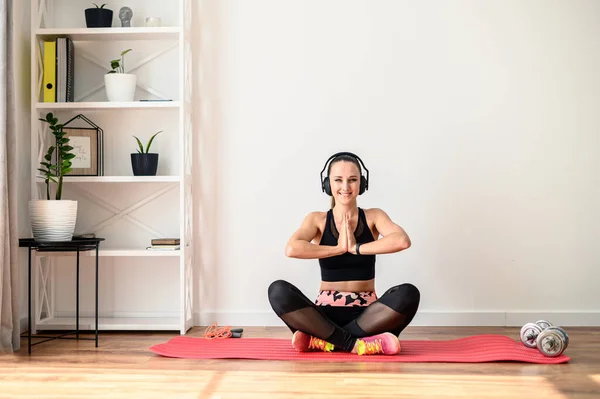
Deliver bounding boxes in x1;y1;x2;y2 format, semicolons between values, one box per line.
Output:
33;249;181;257
36;27;182;41
56;176;181;183
36;101;181;110
29;0;194;335
37;317;180;331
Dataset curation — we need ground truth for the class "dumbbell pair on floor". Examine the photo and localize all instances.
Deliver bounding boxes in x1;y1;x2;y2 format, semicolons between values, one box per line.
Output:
520;320;569;357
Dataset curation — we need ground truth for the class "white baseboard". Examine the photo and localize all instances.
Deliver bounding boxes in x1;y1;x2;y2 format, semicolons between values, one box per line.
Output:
196;310;286;327
53;311;180;318
195;310;600;327
28;310;600;328
505;312;600;327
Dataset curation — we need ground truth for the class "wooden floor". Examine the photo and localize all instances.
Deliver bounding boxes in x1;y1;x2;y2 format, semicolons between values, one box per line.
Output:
1;326;599;398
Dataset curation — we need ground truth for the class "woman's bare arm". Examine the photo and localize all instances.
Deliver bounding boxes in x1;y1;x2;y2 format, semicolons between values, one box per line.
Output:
285;212;347;259
349;208;410;255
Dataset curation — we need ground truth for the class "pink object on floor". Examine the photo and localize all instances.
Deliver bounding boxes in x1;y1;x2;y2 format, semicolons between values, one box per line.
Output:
149;334;571;363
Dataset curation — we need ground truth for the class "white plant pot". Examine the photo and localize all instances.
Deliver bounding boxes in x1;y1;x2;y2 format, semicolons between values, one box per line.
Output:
29;200;78;242
104;73;137;102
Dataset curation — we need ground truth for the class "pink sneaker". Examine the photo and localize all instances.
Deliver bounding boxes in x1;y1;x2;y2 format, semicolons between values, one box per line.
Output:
354;332;401;355
291;330;335;352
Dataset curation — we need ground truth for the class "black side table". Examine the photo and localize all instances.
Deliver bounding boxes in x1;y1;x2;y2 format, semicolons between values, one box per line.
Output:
19;237;105;354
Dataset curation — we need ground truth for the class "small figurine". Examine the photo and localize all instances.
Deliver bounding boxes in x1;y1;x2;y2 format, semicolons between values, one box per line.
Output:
119;7;133;27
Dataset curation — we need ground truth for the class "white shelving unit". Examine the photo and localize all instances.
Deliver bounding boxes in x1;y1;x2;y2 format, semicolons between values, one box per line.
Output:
36;249;183;257
36;101;181;110
29;0;194;335
36;317;180;331
40;176;182;183
35;27;182;41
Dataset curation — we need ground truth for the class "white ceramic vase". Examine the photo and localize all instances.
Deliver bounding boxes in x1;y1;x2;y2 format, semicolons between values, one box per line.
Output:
29;200;78;242
104;73;137;102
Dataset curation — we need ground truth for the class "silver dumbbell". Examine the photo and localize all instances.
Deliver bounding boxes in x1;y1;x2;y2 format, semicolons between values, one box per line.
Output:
536;326;569;357
519;320;569;357
520;319;552;348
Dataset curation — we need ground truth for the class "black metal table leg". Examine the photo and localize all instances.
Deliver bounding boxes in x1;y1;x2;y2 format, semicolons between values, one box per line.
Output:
28;247;31;354
95;243;99;347
19;237;104;353
76;247;80;340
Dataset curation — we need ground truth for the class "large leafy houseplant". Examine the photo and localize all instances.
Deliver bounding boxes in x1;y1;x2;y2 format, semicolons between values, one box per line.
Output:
37;112;75;199
29;112;79;242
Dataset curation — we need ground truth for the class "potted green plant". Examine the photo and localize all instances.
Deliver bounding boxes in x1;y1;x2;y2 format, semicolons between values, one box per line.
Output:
29;112;78;242
104;48;136;102
85;3;113;28
131;130;162;176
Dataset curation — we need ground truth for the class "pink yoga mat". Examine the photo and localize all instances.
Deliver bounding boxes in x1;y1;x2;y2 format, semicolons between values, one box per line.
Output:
149;334;571;364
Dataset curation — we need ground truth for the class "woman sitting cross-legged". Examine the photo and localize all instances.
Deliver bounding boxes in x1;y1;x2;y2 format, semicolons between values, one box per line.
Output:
267;152;420;355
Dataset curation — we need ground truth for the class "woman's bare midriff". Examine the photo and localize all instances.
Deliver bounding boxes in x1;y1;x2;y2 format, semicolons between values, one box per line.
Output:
319;279;376;293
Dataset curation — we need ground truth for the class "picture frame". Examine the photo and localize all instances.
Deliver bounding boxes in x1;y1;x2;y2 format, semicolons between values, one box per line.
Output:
58;114;104;176
62;127;99;176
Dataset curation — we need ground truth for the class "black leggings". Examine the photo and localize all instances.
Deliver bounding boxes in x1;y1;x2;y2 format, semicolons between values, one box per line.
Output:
267;279;420;352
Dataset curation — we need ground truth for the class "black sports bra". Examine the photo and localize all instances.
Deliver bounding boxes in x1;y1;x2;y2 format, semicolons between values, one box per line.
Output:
318;208;376;282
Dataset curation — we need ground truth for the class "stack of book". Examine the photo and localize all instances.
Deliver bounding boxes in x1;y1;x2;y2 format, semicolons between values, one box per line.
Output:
146;238;180;251
43;37;75;102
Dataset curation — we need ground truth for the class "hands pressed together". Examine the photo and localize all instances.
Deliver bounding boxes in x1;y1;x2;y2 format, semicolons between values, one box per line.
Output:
337;214;358;255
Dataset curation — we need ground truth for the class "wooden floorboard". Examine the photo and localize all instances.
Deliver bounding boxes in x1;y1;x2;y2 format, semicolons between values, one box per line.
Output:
1;326;599;398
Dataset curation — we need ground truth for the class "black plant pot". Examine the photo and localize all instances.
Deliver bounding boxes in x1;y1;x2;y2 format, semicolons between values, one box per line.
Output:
85;8;113;28
131;153;159;176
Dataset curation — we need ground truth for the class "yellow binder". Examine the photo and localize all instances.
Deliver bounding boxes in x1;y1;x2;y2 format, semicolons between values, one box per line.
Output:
43;40;56;102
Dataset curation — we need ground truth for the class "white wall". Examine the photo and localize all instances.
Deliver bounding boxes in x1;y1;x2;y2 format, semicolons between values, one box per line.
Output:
15;0;600;330
194;0;600;327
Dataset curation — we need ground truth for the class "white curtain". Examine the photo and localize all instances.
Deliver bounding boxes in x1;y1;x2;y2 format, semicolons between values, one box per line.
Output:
0;0;20;353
